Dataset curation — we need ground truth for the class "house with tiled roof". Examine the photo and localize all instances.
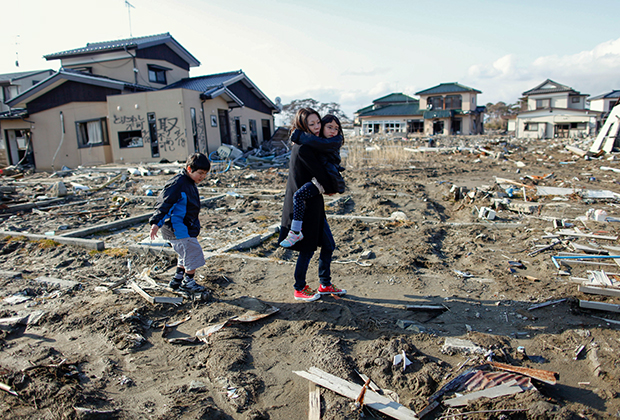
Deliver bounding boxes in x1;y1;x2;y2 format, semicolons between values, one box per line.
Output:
1;33;278;170
588;90;620;115
354;93;423;135
515;79;600;139
415;83;485;135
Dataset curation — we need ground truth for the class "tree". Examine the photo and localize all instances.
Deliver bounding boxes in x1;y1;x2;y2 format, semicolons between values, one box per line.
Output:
280;98;352;126
484;101;520;130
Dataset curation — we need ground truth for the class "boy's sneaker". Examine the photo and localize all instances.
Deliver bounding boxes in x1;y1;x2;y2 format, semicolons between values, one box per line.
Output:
168;278;182;290
294;285;319;302
317;284;347;295
280;230;303;248
180;277;206;293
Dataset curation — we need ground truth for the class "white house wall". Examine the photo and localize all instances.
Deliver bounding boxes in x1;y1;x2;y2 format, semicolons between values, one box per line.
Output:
26;102;112;171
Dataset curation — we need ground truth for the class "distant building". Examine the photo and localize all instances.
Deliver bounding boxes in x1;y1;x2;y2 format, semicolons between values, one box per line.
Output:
416;83;485;135
354;93;421;136
354;83;485;137
515;79;600;139
588;90;620;114
1;33;278;170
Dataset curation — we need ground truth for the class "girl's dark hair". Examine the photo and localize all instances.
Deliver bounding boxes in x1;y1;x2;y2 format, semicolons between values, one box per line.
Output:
320;114;344;143
186;152;211;172
291;107;321;134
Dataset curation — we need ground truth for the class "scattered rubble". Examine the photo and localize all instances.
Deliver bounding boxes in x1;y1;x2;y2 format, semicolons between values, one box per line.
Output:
1;134;620;419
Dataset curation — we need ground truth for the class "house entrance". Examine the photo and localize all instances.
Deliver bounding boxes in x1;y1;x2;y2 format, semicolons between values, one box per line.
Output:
554;124;570;138
249;120;258;148
433;120;444;135
4;129;34;166
452;118;462;134
261;119;271;142
218;110;231;145
234;118;243;149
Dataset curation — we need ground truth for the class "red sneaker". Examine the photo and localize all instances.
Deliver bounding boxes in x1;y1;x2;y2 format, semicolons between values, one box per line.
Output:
317;284;347;295
294;285;319;301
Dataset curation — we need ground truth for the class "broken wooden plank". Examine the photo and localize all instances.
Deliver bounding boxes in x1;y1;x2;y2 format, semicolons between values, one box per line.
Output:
129;281;155;304
527;299;567;311
294;367;418;420
488;361;558;385
443;380;525;407
0;231;104;251
579;300;620;313
556;230;617;241
309;382;321;420
578;285;620;298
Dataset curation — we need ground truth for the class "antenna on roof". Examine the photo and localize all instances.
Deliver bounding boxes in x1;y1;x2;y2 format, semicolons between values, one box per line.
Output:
14;35;20;67
125;0;135;37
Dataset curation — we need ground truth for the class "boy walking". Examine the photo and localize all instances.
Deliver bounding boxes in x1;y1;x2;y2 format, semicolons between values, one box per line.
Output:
149;153;211;293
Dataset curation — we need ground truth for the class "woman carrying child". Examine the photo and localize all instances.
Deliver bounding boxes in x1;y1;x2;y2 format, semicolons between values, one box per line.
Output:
278;108;347;301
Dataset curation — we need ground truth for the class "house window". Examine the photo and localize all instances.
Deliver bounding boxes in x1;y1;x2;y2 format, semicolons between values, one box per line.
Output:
536;99;550;109
571;97;580;103
118;130;144;148
384;122;400;133
76;118;108;148
428;96;443;110
445;95;462;110
525;122;538;131
570;122;586;130
148;65;167;84
407;120;423;133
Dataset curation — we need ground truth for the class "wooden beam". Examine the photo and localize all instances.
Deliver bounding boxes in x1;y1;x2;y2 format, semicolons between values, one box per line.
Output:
579;300;620;313
293;367;418;420
0;230;104;251
59;212;152;238
578;285;620;298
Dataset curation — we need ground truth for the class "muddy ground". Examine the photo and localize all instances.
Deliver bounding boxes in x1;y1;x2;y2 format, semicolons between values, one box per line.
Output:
1;136;620;419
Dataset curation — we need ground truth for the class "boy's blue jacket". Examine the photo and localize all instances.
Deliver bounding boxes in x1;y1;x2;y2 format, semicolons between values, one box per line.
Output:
149;170;201;240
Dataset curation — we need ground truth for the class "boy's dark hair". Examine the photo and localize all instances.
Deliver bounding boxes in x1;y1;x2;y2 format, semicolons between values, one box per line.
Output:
186;153;211;172
321;114;344;143
291;107;321;135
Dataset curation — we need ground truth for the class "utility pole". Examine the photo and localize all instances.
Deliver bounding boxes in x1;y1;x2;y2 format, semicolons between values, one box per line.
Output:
126;1;135;37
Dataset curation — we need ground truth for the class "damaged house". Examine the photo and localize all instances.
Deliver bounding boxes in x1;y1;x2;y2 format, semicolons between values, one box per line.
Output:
1;33;279;171
0;70;55;166
515;79;601;139
354;83;485;136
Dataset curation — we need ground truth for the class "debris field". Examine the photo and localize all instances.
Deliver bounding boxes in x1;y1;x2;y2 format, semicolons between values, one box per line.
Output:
1;135;620;419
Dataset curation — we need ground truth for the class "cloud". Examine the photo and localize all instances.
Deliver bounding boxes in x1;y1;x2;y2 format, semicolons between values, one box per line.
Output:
465;37;620;103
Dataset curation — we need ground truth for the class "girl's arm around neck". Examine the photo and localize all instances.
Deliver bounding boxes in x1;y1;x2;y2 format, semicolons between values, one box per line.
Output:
292;130;342;152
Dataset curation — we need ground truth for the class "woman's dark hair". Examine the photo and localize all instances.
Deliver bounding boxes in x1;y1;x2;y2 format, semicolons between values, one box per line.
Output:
320;114;344;143
186;153;211;172
291;107;321;134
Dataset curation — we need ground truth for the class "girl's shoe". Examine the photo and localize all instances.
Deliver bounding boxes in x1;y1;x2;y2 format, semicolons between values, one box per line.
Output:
294;285;319;301
317;284;347;295
280;230;303;247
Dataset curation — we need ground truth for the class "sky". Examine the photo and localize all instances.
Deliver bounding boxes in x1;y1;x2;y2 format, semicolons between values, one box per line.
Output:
2;0;620;120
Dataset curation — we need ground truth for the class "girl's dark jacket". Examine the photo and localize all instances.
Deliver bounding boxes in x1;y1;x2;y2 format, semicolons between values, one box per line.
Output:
148;170;201;240
290;129;345;194
278;143;333;253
